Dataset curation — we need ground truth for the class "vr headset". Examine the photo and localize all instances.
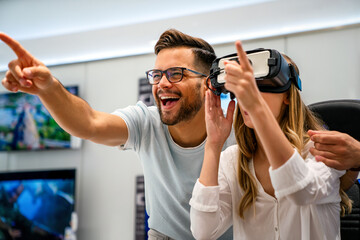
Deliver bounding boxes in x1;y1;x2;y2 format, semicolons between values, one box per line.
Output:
207;48;302;97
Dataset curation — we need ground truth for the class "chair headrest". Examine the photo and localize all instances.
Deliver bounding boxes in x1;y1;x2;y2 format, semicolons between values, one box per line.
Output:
308;99;360;141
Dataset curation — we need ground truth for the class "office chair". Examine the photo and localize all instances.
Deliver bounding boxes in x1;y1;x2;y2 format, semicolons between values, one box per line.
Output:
308;99;360;240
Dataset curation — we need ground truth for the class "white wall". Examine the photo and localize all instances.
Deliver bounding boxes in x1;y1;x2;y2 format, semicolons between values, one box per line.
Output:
0;25;359;239
1;0;359;71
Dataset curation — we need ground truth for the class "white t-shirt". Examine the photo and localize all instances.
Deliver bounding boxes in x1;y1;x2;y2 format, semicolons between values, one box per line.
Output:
190;143;345;240
112;101;235;239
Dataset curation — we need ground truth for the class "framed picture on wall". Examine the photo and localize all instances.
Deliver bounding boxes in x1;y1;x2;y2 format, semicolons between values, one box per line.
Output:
138;78;155;107
0;85;82;151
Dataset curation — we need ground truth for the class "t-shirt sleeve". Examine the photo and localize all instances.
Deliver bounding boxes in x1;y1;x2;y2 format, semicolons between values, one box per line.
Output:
112;101;157;151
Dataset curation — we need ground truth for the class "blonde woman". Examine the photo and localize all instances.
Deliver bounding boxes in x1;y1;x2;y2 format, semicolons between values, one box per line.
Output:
190;41;351;240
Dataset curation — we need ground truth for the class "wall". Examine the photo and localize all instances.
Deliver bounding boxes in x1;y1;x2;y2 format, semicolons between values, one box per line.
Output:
0;24;359;239
1;0;359;71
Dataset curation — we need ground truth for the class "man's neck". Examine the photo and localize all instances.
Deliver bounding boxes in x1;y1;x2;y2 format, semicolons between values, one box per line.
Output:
168;109;206;148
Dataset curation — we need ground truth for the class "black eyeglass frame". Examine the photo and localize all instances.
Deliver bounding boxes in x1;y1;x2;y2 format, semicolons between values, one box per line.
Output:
145;67;207;85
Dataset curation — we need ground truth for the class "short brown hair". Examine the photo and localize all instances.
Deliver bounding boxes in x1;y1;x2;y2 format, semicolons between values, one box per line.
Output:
154;29;216;74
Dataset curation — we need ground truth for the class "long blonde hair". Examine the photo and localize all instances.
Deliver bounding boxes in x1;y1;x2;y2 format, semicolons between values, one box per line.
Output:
234;56;352;218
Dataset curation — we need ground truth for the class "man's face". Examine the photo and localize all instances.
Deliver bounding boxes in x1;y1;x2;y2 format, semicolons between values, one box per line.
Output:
152;47;206;125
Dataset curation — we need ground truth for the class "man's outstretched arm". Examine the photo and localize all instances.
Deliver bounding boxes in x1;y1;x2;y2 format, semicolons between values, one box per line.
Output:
0;32;128;146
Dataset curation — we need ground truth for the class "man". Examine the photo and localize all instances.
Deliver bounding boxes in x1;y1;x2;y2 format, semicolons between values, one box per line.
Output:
0;29;234;239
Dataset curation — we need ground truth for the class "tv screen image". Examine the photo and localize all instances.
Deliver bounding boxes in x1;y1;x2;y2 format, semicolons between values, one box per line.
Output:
220;92;236;116
0;86;81;151
0;169;76;240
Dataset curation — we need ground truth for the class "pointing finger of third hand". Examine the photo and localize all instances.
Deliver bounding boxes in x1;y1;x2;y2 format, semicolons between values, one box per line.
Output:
309;130;340;136
310;133;343;145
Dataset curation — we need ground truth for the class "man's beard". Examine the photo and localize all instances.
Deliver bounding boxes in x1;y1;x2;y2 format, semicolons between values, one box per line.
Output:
156;83;203;126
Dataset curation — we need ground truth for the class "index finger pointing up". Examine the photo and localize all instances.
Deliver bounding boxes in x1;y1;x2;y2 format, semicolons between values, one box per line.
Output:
0;32;33;60
235;40;252;71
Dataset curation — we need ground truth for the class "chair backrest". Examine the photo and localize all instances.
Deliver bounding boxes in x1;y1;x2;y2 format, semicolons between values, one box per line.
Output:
340;180;360;239
308;99;360;141
308;99;360;240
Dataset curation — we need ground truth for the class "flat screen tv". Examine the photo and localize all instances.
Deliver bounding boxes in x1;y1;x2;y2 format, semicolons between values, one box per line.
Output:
0;169;76;240
0;86;81;151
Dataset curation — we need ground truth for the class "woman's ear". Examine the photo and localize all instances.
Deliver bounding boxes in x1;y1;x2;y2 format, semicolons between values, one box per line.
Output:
283;92;290;105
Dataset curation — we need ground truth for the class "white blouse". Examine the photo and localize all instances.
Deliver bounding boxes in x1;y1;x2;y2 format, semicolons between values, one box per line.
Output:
190;143;345;240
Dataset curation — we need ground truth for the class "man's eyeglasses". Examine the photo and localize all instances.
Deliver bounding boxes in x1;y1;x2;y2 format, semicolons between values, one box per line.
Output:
145;67;207;85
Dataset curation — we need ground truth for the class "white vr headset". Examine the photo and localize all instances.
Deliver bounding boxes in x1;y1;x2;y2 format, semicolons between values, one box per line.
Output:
207;48;302;97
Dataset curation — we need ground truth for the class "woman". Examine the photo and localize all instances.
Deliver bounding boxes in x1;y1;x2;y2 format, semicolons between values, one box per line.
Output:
189;41;351;240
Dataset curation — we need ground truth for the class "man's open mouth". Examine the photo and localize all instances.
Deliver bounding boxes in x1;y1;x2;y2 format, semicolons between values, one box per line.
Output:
160;96;180;107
